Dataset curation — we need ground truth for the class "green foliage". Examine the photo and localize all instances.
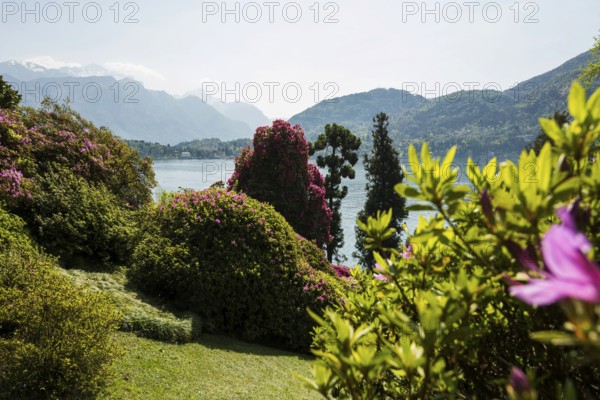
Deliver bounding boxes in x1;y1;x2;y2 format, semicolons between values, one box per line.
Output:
526;110;571;154
27;167;138;264
0;207;121;400
120;313;199;344
580;32;600;87
63;268;202;344
0;75;21;109
355;113;407;268
0;101;155;208
305;82;600;398
130;188;343;350
311;123;361;262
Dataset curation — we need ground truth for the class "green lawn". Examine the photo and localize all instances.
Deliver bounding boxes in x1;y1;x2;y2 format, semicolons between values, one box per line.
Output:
61;267;321;400
100;332;320;400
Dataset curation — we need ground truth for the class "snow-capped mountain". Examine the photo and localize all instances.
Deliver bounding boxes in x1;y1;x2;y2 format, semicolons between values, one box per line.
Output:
0;59;130;82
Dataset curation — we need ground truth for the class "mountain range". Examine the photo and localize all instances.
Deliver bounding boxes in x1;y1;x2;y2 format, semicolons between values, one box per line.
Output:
289;51;599;158
1;52;597;155
0;60;270;145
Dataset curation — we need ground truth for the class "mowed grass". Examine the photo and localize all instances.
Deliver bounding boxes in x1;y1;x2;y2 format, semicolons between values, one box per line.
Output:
100;332;320;400
60;267;320;400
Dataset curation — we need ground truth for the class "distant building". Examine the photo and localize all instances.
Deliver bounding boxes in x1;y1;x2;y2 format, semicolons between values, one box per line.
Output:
181;152;191;159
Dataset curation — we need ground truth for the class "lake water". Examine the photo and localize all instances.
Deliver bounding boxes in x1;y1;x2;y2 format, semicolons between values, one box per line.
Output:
152;159;438;266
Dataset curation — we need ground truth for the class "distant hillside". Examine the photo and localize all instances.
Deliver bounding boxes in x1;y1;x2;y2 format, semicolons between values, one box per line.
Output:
209;101;271;131
289;88;426;140
290;51;599;158
0;61;256;144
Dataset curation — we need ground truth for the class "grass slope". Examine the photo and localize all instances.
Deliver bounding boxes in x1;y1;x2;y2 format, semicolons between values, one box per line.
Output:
61;267;319;400
99;333;319;400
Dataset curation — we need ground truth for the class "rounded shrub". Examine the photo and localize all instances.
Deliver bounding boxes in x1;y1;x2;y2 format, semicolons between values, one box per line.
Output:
130;188;343;350
0;207;121;399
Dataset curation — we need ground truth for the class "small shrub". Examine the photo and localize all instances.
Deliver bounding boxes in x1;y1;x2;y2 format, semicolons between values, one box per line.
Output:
130;188;343;350
0;207;121;400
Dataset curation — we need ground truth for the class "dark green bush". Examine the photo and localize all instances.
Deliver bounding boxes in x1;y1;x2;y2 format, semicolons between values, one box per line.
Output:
28;166;138;264
0;207;121;399
130;188;343;350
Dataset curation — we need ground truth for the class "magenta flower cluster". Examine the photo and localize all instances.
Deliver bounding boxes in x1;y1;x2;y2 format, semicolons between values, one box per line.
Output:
296;263;339;304
0;166;30;198
331;264;351;279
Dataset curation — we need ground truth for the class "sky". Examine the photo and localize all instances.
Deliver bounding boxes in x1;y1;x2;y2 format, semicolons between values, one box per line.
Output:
1;0;599;119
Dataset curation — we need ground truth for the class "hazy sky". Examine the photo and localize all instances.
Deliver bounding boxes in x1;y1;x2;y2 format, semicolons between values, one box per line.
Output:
1;0;599;118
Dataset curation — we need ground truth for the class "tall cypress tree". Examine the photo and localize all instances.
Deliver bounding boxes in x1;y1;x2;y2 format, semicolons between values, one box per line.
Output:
354;112;407;267
311;123;361;263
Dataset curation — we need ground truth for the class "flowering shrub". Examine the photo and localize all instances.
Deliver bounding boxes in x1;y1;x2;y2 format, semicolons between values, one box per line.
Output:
229;120;332;247
331;264;351;279
0;101;155;263
0;206;121;399
129;188;344;350
303;83;600;398
0;103;155;207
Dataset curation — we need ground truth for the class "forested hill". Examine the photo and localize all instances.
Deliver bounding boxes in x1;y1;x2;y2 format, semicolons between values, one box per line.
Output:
290;51;599;158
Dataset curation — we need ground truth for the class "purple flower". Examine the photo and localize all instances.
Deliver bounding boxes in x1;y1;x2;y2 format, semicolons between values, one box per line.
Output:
402;244;414;259
374;263;391;282
215;219;221;224
510;207;600;306
509;367;531;395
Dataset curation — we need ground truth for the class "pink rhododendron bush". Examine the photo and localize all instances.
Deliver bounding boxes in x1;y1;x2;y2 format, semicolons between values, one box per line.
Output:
229;120;332;247
130;188;345;350
0;101;155;263
303;83;600;398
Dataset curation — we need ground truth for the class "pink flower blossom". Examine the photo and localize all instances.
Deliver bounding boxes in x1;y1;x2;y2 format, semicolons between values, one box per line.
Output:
510;207;600;306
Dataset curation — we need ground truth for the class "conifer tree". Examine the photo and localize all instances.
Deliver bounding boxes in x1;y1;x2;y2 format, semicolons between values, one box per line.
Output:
355;112;407;267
